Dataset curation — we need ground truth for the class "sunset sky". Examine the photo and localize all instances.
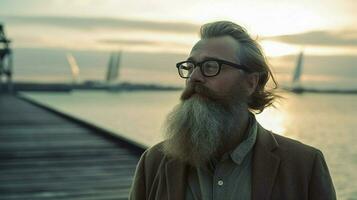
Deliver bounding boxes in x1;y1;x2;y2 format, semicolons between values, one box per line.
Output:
1;0;356;87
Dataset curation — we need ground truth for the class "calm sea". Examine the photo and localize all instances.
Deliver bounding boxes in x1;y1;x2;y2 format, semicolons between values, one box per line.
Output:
23;91;357;199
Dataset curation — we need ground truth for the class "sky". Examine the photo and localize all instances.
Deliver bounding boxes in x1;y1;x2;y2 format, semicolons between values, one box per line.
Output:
0;0;357;87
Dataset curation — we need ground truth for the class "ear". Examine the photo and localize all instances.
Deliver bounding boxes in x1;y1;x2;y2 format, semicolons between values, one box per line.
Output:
245;72;259;96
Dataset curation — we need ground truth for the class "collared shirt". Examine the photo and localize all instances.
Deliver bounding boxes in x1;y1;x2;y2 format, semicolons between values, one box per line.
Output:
185;114;258;200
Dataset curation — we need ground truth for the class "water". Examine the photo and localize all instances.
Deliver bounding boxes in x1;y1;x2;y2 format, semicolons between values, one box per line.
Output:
23;91;357;199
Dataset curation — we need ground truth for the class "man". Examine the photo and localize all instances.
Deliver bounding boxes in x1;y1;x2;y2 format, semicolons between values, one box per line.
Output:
129;21;336;200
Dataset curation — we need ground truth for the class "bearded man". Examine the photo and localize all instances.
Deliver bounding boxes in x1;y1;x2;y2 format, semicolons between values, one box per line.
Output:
129;21;336;200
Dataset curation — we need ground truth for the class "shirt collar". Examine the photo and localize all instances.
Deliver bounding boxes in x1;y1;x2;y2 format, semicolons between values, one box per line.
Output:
206;113;258;170
229;113;258;165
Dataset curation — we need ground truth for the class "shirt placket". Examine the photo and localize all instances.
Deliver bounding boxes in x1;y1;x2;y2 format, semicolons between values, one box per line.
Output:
212;159;230;200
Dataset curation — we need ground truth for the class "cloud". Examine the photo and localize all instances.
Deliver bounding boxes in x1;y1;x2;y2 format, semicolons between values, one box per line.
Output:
0;15;200;34
265;30;357;47
98;39;191;48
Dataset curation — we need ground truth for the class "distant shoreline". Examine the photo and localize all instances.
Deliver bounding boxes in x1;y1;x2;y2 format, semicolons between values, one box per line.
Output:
7;81;183;92
281;86;357;95
4;82;357;95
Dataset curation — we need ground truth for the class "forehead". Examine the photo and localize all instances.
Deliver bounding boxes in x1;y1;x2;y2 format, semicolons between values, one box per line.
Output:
189;36;240;63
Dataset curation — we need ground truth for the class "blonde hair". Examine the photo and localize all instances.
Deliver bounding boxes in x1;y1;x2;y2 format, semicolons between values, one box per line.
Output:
200;21;280;113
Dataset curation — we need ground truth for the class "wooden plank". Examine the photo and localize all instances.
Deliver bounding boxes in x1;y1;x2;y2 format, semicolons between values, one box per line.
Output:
0;125;89;134
0;94;144;199
0;188;131;200
0;164;137;175
0;148;134;159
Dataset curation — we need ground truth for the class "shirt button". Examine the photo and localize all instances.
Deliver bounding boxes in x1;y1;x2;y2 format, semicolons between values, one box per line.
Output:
218;180;224;186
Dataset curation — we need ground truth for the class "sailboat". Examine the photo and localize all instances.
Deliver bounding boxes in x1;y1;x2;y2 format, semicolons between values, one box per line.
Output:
290;51;304;93
62;50;181;92
66;53;80;85
284;51;357;94
106;51;121;85
65;51;122;88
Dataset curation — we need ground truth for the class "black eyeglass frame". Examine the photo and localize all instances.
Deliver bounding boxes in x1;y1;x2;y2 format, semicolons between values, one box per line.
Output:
176;58;253;78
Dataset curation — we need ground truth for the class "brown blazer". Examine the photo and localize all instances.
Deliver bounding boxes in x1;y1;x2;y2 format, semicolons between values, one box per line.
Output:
129;123;336;200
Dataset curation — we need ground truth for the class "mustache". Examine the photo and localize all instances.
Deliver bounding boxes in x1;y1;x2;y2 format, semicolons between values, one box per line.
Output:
180;83;231;103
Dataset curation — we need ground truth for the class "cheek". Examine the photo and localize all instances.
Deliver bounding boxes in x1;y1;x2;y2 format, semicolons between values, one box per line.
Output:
224;76;250;99
208;74;244;94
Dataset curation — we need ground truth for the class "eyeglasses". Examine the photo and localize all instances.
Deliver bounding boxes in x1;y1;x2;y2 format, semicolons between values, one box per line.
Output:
176;58;252;78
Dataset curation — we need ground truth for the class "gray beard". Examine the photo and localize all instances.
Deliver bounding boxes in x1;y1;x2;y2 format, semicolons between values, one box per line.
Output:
162;95;247;167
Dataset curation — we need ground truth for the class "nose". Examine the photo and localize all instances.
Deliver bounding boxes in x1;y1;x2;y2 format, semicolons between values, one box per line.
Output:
187;66;205;84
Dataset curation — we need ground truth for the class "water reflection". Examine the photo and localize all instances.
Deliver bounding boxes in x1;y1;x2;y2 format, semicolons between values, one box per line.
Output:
256;104;288;136
23;91;357;199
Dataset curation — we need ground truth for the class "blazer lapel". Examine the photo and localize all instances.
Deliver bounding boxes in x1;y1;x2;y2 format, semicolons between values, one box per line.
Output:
251;123;281;200
165;159;187;200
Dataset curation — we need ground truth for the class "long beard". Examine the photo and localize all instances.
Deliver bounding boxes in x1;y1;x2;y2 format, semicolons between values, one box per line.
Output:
162;93;247;167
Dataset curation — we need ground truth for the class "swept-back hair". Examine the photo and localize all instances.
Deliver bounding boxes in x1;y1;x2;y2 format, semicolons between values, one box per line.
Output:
200;21;280;113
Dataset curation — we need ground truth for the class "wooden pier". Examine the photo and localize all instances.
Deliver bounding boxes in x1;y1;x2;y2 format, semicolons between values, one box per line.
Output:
0;94;145;199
